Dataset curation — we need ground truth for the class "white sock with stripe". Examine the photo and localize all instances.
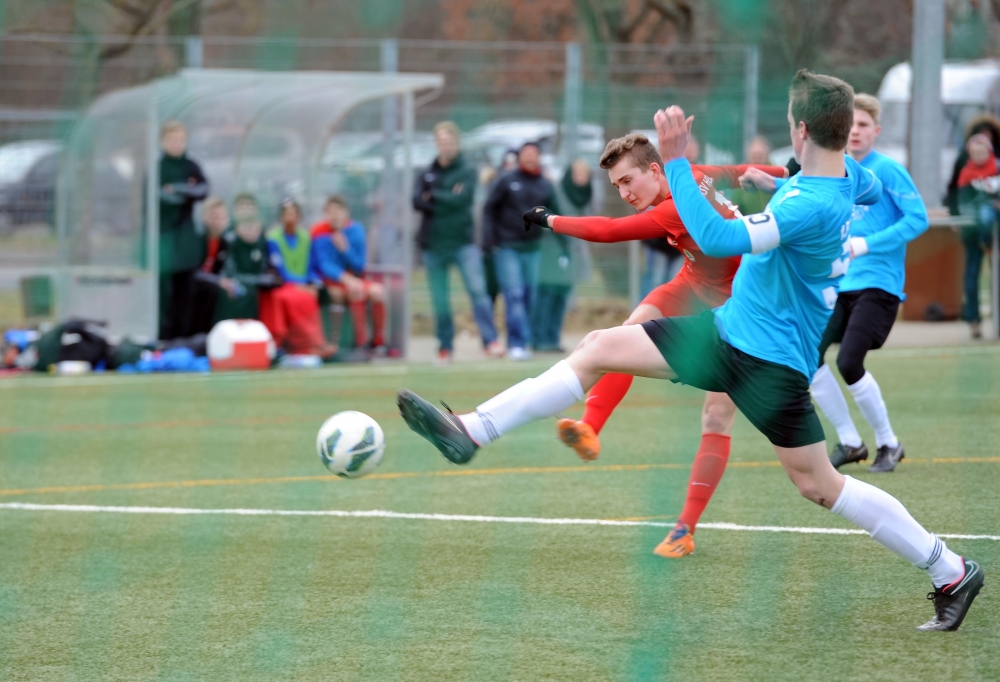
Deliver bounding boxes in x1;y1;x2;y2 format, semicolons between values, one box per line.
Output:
830;475;964;587
459;360;585;445
810;364;863;447
847;371;898;448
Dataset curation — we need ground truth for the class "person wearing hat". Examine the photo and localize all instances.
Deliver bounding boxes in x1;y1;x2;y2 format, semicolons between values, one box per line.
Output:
482;141;561;360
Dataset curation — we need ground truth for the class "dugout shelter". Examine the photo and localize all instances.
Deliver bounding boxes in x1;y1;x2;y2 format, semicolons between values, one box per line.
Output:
56;68;444;347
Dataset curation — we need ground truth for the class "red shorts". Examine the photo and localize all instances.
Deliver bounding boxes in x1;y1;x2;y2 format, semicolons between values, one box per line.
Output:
639;270;731;318
324;278;380;296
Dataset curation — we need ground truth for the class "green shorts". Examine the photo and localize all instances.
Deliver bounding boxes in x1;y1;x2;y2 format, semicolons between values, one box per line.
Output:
641;312;825;448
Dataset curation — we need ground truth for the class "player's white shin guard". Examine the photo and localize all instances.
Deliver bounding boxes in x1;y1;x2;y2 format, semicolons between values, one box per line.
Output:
810;364;863;447
847;372;898;448
459;360;584;445
831;475;965;586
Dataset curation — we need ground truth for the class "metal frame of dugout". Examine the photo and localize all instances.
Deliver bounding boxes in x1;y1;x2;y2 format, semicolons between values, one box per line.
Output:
55;68;444;351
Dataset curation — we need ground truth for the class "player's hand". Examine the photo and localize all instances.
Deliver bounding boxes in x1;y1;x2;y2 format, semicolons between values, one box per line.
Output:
331;230;349;252
523;206;556;231
653;106;694;163
738;167;777;193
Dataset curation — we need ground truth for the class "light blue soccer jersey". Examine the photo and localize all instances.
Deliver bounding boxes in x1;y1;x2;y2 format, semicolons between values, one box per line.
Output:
665;156;882;378
839;150;928;298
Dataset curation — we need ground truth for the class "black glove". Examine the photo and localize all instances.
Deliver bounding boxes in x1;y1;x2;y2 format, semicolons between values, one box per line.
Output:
523;206;555;232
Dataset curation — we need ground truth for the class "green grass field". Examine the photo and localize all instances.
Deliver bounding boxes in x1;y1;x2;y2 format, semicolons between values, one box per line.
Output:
1;346;999;681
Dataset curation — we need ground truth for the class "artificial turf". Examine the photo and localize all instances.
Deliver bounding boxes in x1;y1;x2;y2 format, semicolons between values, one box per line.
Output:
0;345;998;681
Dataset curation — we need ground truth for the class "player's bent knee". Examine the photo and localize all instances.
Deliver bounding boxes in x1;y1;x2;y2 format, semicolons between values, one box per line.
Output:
701;396;735;434
836;353;865;386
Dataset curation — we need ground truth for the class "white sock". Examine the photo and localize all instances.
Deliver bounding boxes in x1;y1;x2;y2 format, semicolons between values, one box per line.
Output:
810;364;863;447
831;476;965;587
458;360;584;445
847;372;898;448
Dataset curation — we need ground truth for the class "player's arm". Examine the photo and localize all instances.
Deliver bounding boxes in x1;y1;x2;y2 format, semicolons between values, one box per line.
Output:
547;211;667;243
695;164;788;187
664;158;756;257
852;165;928;257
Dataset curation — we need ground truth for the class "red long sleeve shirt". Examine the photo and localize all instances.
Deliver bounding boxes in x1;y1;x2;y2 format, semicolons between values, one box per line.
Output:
552;164;787;288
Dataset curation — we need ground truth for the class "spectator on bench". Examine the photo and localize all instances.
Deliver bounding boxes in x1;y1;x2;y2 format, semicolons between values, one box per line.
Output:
191;196;231;334
311;195;387;354
263;198;336;358
198;193;280;322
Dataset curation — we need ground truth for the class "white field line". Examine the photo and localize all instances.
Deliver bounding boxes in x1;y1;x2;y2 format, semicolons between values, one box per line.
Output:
1;502;998;542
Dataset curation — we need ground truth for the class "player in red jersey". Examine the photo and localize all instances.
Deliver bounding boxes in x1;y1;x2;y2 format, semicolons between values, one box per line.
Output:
524;132;786;558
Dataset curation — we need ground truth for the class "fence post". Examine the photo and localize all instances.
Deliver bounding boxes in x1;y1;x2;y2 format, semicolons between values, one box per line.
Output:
742;45;759;157
184;36;203;68
402;91;415;355
910;0;945;208
563;42;582;169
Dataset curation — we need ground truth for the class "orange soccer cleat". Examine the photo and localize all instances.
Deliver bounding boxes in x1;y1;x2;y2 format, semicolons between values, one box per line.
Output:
653;522;695;558
556;418;601;461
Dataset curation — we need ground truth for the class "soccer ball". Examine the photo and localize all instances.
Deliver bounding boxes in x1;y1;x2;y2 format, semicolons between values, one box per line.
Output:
316;411;386;478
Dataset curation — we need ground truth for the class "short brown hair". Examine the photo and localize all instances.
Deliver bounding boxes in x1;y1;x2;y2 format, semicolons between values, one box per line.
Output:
326;194;349;210
433;120;461;139
853;93;881;126
789;70;855;151
599;133;662;171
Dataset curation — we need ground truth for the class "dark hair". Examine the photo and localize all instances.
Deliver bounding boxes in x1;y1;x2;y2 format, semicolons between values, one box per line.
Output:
599;133;662;171
325;194;349;210
789;69;855;151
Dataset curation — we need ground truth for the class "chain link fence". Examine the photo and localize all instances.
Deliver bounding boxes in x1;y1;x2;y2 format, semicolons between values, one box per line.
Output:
0;34;758;338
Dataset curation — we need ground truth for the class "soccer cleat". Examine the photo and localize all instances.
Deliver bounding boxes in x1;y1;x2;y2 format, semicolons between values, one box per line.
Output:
508;346;532;361
484;341;505;358
653;522;695;558
397;389;478;465
917;559;984;631
829;442;869;469
556;419;601;461
434;349;453;366
868;442;905;473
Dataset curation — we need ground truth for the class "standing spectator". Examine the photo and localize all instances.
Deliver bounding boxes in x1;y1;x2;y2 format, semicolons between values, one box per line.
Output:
533;159;592;351
745;135;772;165
158;120;209;339
262;198;335;357
955;134;1000;338
413;121;502;364
947;114;1000;216
483;142;560;360
198;193;280;322
311;195;387;353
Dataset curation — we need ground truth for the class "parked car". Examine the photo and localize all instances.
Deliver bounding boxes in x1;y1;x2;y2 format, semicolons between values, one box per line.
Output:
0;140;62;235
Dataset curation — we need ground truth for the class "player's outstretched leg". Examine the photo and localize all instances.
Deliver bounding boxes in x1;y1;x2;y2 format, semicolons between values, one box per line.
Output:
778;442;983;631
810;364;868;468
557;303;663;461
399;325;673;464
654;392;736;559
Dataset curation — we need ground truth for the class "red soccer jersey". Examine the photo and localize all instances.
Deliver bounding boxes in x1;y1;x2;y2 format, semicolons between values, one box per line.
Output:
552;164;787;288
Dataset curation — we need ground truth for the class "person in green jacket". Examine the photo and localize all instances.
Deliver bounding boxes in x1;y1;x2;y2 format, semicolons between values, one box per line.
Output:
198;193;281;322
532;159;592;352
413;121;501;364
158;120;209;339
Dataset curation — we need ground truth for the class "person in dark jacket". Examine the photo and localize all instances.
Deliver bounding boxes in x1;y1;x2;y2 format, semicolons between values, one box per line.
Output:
482;142;560;359
197;193;281;322
158;120;209;340
413;121;501;364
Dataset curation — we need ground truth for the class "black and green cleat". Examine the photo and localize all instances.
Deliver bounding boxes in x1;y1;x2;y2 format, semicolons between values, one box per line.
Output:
829;442;868;469
397;389;479;465
868;442;905;473
917;559;985;631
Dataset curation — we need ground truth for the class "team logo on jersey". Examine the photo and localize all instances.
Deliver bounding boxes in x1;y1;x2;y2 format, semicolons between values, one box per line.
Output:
683;249;695;261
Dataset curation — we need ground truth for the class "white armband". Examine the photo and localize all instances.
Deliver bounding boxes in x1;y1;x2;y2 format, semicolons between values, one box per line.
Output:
741;212;781;254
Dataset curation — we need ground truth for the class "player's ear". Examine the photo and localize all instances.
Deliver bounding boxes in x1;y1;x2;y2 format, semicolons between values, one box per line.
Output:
649;162;662;177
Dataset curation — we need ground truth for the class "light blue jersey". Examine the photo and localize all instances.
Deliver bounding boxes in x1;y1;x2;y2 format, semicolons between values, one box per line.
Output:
665;156;882;378
840;150;928;298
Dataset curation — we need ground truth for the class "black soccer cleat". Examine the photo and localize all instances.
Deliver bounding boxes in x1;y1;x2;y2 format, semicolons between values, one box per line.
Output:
829;442;869;469
868;442;905;473
917;559;985;631
397;389;479;465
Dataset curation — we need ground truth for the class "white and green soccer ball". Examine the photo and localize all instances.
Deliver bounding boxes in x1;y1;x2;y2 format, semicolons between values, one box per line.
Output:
316;411;386;478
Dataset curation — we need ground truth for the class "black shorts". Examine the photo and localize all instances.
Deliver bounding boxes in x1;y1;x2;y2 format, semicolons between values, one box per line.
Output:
818;288;901;359
641;312;825;448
